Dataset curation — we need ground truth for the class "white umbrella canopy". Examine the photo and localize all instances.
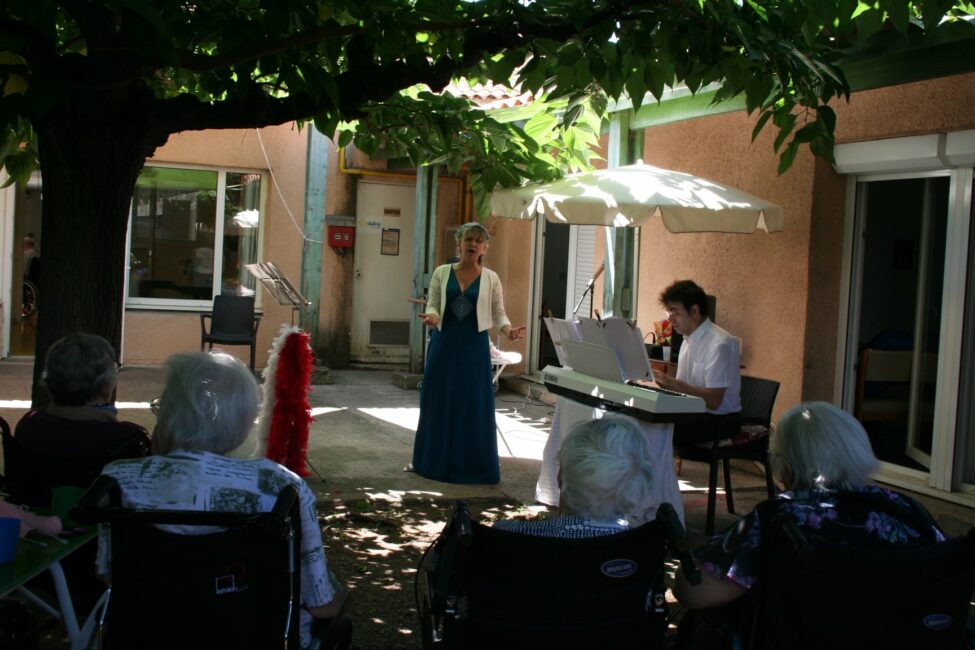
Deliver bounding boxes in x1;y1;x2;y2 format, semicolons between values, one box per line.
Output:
490;163;784;233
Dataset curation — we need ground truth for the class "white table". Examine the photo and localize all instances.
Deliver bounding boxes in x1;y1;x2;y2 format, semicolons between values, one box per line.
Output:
535;396;685;525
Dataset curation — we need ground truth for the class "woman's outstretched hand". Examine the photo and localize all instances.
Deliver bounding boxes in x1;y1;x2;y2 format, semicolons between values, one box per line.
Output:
419;313;439;327
504;326;526;341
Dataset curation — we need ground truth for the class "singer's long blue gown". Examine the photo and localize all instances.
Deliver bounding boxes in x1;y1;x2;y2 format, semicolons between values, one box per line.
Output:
412;270;499;484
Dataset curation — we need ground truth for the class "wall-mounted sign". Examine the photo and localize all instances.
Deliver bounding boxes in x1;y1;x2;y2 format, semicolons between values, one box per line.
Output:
365;219;382;229
381;228;400;256
383;207;402;217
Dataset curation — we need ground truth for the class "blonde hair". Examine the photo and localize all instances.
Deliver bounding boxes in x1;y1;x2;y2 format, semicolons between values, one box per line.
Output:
455;222;490;242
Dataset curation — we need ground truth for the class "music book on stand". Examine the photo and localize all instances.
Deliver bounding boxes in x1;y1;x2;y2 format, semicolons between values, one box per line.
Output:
245;263;310;323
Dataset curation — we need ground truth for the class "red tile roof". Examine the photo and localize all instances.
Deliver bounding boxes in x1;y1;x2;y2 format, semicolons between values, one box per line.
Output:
444;79;534;109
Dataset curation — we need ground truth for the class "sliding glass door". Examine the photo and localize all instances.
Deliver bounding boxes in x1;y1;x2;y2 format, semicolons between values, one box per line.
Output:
847;169;972;491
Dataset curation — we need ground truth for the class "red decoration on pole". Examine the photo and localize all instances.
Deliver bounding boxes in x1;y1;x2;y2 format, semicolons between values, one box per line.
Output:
264;329;313;477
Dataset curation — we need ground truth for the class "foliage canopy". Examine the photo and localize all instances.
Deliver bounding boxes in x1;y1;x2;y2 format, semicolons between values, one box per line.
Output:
3;1;972;202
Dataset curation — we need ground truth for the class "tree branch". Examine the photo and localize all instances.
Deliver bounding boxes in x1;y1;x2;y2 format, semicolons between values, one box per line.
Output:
160;55;460;134
177;23;364;72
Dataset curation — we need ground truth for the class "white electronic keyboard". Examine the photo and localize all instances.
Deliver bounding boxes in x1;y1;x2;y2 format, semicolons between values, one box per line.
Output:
542;365;705;423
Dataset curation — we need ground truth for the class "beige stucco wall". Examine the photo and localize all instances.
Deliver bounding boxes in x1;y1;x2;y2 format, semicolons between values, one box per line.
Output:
832;72;975;143
123;123;308;367
483;217;534;374
636;113;816;419
631;71;975;420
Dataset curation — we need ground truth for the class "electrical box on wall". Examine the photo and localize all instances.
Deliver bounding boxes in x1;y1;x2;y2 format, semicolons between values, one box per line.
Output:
328;225;354;247
325;215;355;249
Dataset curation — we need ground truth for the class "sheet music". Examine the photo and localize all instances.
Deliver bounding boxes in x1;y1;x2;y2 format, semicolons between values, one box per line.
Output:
576;317;608;346
576;317;653;381
244;262;310;307
602;319;654;381
542;317;582;367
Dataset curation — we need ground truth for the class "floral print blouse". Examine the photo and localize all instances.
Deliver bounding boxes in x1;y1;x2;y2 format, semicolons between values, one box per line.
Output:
694;486;945;589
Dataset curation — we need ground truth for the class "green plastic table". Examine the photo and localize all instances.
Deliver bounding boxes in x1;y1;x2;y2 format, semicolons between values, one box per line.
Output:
0;524;103;649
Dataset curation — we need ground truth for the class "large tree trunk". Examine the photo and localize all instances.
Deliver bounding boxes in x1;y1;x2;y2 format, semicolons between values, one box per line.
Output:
31;89;165;406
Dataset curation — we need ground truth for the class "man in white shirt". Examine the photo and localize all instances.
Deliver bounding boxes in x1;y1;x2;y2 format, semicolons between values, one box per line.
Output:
654;280;742;444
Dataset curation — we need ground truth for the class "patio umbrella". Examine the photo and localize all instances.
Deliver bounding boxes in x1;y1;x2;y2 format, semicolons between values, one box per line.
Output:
490;163;783;232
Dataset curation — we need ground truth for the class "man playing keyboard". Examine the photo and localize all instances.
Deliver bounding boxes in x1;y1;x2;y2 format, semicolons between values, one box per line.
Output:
654;280;741;444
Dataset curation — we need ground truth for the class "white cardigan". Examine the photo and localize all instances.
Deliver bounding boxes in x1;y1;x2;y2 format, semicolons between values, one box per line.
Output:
425;264;511;333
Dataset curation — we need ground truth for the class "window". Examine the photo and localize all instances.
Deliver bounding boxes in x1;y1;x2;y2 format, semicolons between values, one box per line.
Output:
126;165;265;309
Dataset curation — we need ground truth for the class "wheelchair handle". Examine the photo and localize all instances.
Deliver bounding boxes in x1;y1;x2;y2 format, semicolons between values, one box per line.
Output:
72;475;123;523
453;500;473;545
658;502;701;586
773;512;810;552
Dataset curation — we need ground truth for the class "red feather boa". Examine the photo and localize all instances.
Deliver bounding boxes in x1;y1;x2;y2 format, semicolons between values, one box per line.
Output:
265;330;313;477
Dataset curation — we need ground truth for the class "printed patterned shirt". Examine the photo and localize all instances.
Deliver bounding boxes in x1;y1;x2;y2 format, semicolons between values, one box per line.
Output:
694;485;946;589
96;450;337;648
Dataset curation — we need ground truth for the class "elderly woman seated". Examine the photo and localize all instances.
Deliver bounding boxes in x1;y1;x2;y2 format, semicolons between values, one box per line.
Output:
494;415;656;537
675;401;944;609
11;333;149;506
96;351;346;649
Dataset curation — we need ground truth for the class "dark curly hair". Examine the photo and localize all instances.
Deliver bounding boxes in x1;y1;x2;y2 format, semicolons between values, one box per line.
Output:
659;280;710;318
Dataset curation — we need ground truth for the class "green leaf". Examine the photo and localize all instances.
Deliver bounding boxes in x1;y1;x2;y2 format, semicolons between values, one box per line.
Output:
751;110;773;142
523;111;558;142
643;61;666;102
1;149;36;188
746;0;768;21
816;105;837;135
884;0;911;32
625;71;646;111
777;139;801;174
854;7;885;41
772;112;797;152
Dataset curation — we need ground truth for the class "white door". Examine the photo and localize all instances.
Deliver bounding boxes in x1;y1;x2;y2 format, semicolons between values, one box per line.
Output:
351;181;415;364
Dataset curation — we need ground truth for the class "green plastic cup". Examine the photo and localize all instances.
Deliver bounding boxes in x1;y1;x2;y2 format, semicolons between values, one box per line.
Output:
51;486;86;528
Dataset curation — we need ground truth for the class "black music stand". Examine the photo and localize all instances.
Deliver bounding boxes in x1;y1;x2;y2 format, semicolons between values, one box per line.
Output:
244;262;311;325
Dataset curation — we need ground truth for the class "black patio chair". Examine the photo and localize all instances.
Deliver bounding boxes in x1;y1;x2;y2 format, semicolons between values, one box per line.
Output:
200;294;261;371
417;501;699;650
677;375;779;535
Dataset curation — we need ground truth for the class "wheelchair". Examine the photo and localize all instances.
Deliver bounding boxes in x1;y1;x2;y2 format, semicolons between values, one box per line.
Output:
753;493;975;650
21;279;37;320
680;490;975;650
74;475;351;650
417;501;698;649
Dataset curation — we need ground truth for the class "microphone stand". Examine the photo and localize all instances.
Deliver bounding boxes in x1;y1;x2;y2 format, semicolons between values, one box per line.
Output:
572;274;598;318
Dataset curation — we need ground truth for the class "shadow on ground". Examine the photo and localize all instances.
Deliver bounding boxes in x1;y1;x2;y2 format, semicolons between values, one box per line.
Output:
322;497;536;650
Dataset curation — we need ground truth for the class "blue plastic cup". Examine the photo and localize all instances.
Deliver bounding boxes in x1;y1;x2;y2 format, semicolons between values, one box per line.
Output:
0;517;20;563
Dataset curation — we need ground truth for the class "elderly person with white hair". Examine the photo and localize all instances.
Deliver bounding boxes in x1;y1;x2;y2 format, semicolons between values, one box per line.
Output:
97;352;345;649
675;401;945;609
494;415;657;538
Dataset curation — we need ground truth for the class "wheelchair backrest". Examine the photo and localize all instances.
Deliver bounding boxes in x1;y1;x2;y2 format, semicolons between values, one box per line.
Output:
754;491;975;650
426;502;684;649
76;476;301;650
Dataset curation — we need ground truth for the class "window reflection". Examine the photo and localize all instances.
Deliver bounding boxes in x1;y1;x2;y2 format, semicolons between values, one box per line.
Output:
128;166;263;303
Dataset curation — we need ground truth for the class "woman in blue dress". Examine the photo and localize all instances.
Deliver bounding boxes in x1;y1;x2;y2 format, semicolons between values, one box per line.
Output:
410;222;525;484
